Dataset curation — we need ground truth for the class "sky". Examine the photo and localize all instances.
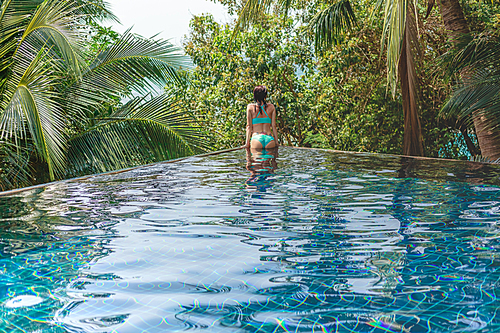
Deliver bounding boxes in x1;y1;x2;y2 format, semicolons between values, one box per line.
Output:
105;0;231;46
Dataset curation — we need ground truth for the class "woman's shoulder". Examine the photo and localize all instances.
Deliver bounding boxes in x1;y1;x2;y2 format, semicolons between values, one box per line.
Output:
265;103;276;112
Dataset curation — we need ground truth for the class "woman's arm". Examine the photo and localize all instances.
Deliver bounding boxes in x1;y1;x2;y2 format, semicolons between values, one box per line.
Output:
245;105;253;148
271;105;279;146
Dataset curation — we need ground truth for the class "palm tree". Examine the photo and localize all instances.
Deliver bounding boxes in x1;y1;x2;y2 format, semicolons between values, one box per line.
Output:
234;0;424;156
0;0;205;190
67;92;207;176
434;0;500;160
442;33;500;161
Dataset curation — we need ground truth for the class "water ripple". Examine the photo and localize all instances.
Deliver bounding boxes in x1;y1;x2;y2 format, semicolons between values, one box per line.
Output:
0;148;500;332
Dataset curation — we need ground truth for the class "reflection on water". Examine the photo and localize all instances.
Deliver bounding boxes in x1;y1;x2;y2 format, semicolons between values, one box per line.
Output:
0;147;499;332
246;147;278;192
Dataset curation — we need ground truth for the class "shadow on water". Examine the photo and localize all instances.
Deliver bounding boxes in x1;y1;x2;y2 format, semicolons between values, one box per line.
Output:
0;147;499;332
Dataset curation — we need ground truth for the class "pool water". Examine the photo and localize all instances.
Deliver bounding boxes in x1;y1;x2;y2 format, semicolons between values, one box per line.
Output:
1;147;500;332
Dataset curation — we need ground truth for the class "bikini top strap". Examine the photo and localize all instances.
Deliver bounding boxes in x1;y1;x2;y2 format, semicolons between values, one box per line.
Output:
255;102;269;118
260;104;270;118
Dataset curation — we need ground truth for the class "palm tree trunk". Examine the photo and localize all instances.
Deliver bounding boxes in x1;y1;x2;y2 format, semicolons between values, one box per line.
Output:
399;17;423;156
438;0;500;160
438;0;469;37
459;124;479;157
473;114;500;160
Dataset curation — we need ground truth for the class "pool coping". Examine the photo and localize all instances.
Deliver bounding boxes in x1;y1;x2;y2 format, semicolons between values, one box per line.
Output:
287;145;492;164
1;145;497;197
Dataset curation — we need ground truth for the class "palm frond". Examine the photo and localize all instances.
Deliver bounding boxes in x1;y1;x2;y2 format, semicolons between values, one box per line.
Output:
0;47;67;180
67;29;189;117
16;0;86;77
470;154;500;164
0;1;42;33
233;0;274;32
441;34;500;135
0;1;42;81
0;0;87;180
374;0;409;95
309;0;357;53
66;93;208;176
442;69;500;126
75;0;119;23
0;140;31;190
231;0;303;41
442;33;500;78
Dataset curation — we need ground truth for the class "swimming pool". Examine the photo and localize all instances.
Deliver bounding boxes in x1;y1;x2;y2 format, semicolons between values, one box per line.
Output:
1;147;499;332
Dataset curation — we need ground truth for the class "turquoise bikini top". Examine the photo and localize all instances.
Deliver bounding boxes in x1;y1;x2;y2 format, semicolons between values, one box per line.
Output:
252;104;271;125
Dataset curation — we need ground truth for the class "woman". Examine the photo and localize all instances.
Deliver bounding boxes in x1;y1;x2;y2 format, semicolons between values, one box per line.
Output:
245;85;278;149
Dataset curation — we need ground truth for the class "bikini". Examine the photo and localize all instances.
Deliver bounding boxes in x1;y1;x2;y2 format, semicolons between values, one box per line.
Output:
251;104;275;146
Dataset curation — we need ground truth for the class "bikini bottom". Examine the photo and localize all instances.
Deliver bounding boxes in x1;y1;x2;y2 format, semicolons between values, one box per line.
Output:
251;133;275;147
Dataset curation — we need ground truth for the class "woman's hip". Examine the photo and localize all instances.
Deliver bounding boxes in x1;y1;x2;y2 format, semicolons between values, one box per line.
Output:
251;133;275;147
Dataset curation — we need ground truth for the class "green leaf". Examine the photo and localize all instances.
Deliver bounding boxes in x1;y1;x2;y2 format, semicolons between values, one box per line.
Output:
0;47;67;180
68;29;190;116
309;0;357;53
442;33;500;136
0;140;31;190
66;93;208;176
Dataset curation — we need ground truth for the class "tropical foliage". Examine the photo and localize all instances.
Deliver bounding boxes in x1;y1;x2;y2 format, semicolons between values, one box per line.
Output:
230;0;426;156
0;0;205;190
180;3;468;157
178;0;499;160
442;32;500;161
188;0;500;157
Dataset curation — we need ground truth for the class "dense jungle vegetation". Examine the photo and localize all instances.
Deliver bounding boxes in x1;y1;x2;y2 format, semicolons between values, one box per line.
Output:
181;0;500;160
0;0;499;191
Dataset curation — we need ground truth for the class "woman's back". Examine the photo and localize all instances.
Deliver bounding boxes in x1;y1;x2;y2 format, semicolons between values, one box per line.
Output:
247;103;275;135
245;85;278;149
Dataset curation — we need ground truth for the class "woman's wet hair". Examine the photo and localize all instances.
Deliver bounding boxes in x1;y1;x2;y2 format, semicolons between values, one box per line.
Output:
253;85;267;103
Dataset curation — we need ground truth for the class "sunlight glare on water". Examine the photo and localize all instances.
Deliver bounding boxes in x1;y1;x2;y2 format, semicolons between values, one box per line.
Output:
0;147;500;332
